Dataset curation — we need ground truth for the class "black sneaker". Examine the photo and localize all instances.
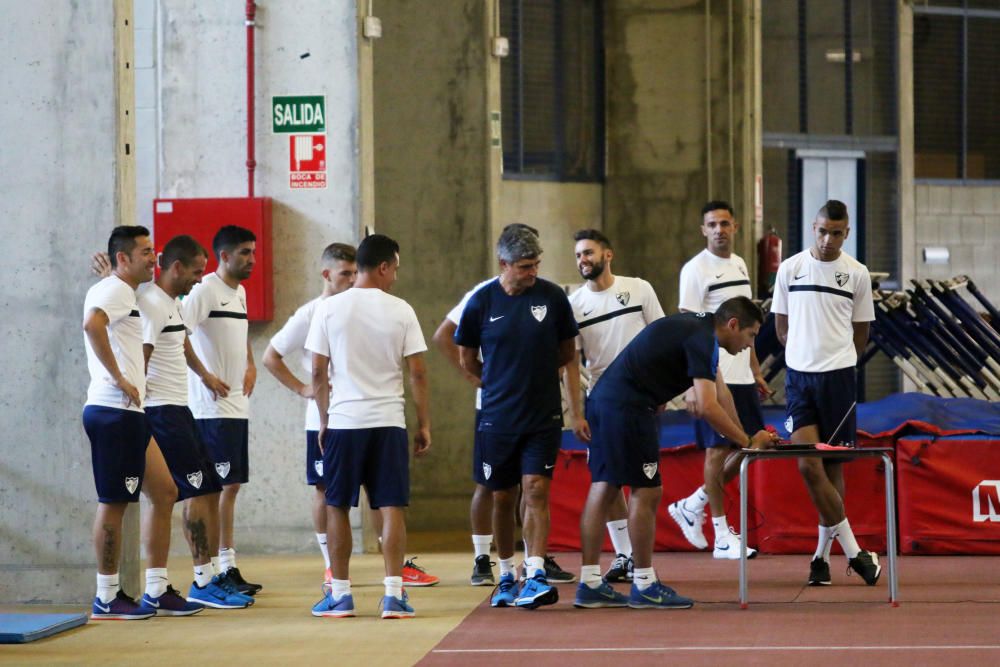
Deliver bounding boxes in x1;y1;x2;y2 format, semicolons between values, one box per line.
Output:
225;567;262;596
808;557;831;586
470;554;496;587
603;553;633;583
544;555;577;584
847;550;882;586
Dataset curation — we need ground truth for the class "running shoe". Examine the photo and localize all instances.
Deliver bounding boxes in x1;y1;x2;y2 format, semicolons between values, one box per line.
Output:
668;500;708;550
91;590;155;620
603;553;633;583
187;578;254;609
490;572;519;607
381;594;415;619
627;581;694;610
544;555;577;583
514;574;559;609
573;581;628;609
312;592;355;618
470;555;496;586
223;567;262;596
712;530;757;560
808;557;831;586
402;557;439;587
847;550;882;586
139;586;204;616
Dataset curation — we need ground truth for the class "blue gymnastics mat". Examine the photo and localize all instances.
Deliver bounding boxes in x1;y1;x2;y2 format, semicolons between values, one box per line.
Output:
0;613;88;644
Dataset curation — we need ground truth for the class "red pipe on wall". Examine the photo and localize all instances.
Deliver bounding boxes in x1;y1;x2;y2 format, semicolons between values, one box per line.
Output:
245;1;257;197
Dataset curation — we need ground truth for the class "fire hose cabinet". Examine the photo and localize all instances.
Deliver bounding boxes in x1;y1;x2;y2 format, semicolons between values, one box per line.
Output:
153;197;273;321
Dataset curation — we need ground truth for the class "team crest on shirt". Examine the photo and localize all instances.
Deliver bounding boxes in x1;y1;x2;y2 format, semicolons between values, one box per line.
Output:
482;463;492;480
785;416;794;433
124;477;139;495
835;271;849;287
314;460;324;477
186;471;203;489
642;462;658;479
215;462;231;479
616;291;631;307
530;305;547;322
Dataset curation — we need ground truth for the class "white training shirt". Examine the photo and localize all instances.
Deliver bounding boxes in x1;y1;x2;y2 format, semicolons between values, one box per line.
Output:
183;273;249;419
305;287;427;429
446;278;494;410
771;249;875;373
83;275;146;412
568;275;665;391
269;296;326;431
678;249;754;384
138;283;189;407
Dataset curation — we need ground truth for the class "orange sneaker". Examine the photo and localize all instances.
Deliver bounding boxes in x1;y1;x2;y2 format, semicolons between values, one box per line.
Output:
401;557;439;587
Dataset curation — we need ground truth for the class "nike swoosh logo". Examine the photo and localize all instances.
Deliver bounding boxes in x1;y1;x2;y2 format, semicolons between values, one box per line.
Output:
95;602;111;613
794;274;806;280
146;599;160;608
599;590;619;599
641;593;663;603
715;273;724;279
616;526;627;531
715;544;730;551
582;309;594;316
221;301;231;306
489;315;504;322
544;463;556;470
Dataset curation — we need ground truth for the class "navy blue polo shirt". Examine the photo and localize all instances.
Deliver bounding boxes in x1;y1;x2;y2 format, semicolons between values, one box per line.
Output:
454;278;578;434
591;312;719;409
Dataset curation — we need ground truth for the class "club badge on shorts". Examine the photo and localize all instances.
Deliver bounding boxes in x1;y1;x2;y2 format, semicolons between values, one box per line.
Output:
785;416;794;433
215;462;231;479
482;462;492;480
530;305;547;322
186;471;203;489
642;462;657;479
125;477;139;495
314;460;324;477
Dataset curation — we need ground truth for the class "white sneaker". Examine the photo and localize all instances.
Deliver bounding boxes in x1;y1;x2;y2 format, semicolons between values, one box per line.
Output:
712;530;756;560
668;500;708;550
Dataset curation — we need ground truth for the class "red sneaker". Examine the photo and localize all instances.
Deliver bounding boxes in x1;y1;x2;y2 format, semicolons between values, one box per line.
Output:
401;557;439;587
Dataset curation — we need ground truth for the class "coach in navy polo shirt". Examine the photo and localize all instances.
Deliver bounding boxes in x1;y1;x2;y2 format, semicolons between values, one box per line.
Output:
455;225;578;610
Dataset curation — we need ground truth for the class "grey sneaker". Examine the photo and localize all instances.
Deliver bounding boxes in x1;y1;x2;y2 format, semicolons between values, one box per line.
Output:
470;554;496;586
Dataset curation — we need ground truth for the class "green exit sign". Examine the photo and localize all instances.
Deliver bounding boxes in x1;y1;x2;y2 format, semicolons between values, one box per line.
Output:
272;95;326;134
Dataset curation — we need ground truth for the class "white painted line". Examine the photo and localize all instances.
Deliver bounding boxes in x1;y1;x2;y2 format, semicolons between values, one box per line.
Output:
433;646;1000;654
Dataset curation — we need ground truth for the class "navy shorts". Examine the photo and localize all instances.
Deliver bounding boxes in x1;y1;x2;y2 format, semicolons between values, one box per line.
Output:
145;405;222;500
785;367;857;445
694;383;766;448
305;430;324;486
83;405;150;503
322;427;409;509
476;427;561;491
196;418;249;485
587;399;661;488
470;411;488;485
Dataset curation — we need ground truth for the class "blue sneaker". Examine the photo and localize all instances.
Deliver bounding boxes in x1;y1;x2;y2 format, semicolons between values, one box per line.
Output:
627;581;694;609
514;574;558;609
491;572;519;607
312;592;355;618
573;581;628;609
139;586;204;616
91;590;155;620
187;578;253;609
381;594;415;619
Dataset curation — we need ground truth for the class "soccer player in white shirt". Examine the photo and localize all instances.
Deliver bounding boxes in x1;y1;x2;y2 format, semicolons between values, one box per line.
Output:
668;201;770;559
566;229;665;595
772;199;881;587
82;226;157;620
307;234;431;619
183;225;260;595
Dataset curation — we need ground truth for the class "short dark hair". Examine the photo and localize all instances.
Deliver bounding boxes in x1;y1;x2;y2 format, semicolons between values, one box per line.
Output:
356;234;399;270
108;225;151;268
714;296;764;329
573;228;613;249
701;200;734;217
818;199;849;222
159;234;208;270
502;222;539;237
212;225;256;259
321;242;356;264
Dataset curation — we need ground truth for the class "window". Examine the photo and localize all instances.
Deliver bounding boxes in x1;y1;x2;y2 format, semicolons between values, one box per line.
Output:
500;0;604;181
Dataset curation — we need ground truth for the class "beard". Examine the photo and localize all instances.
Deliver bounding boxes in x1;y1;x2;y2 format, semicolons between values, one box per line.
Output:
579;260;605;281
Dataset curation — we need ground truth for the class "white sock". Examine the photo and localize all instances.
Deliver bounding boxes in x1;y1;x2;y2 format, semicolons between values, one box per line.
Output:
632;567;656;591
330;578;351;600
580;564;603;589
498;557;515;578
96;573;119;603
813;524;835;561
144;567;169;598
711;515;730;543
606;520;632;556
384;575;403;599
193;562;214;588
316;533;331;569
686;486;709;511
832;517;861;559
210;556;221;574
525;556;545;579
218;547;237;571
472;534;493;558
